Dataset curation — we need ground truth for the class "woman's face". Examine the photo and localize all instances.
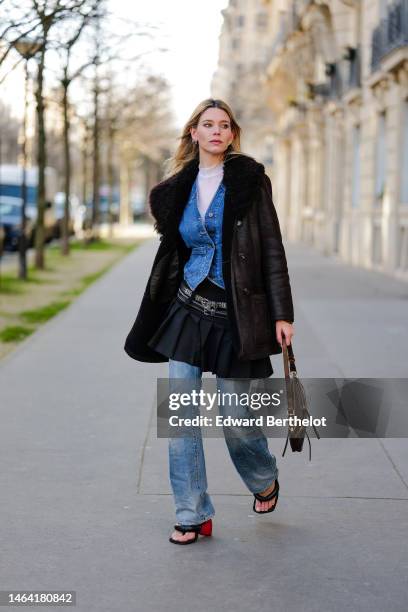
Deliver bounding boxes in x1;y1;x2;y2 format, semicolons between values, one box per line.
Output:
190;107;234;157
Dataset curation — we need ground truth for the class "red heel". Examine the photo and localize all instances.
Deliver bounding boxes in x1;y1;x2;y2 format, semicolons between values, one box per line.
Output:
169;518;213;544
198;518;212;536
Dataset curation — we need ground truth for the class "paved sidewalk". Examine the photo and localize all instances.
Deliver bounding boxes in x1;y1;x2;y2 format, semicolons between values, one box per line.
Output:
0;238;407;612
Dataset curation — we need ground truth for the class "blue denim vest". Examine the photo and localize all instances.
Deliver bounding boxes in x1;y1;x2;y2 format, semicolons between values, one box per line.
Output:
178;177;226;290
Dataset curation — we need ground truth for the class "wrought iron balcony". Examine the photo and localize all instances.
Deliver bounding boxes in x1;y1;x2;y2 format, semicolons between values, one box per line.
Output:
371;0;408;71
307;62;342;100
307;82;331;99
344;46;361;89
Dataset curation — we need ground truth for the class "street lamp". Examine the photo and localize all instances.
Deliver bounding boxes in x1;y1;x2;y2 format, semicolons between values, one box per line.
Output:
13;38;42;280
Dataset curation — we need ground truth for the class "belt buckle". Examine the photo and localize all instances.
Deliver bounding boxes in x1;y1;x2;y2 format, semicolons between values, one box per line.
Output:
204;305;216;316
206;304;217;316
200;296;216;316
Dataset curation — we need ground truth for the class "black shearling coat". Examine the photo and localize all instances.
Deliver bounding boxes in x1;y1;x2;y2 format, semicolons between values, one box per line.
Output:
124;151;294;363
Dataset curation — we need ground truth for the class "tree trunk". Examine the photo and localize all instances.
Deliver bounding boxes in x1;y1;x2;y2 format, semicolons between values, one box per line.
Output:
91;82;100;234
34;43;47;269
119;146;131;226
82;120;89;215
107;117;115;239
61;78;71;256
18;61;29;279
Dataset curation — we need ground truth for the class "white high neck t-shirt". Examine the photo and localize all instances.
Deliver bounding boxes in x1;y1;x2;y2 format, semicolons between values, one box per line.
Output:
196;162;224;220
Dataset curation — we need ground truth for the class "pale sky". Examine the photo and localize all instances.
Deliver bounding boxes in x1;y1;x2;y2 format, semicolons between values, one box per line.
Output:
0;1;228;131
109;0;229;128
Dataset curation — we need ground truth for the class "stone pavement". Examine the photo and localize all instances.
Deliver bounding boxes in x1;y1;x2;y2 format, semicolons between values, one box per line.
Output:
0;237;407;612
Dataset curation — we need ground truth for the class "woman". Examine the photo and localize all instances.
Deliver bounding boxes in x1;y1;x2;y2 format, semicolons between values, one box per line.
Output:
124;98;294;545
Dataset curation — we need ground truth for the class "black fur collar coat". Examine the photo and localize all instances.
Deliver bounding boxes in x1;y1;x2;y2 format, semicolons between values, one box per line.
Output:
124;151;294;363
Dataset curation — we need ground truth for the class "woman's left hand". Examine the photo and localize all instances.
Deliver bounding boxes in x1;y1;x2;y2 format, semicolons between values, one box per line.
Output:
276;320;294;346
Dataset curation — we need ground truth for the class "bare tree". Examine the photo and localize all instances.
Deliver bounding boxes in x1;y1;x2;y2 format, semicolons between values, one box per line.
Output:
55;1;98;255
79;7;169;237
32;1;99;268
1;0;174;262
105;74;176;225
0;101;20;164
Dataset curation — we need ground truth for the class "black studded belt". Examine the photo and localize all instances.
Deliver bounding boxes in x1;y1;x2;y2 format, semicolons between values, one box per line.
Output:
177;280;228;318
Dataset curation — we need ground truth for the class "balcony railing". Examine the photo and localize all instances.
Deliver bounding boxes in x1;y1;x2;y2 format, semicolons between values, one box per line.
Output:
308;83;331;99
371;0;408;71
347;46;361;89
308;62;342;100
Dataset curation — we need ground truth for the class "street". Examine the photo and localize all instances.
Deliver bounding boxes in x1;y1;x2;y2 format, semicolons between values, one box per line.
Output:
0;237;407;612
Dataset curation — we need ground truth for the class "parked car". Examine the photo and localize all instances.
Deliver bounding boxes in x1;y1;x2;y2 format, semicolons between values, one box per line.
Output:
0;164;58;242
84;185;121;225
27;201;56;243
0;196;36;251
53;192;75;238
54;192;88;238
131;187;146;219
0;224;5;256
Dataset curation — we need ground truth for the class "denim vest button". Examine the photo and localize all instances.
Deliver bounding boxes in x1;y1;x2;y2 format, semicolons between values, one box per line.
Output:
208;212;214;217
239;252;246;260
243;287;250;295
237;219;242;226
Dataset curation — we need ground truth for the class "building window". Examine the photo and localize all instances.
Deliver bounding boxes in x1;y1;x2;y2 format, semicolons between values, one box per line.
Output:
256;12;268;29
263;140;274;166
374;111;386;206
236;14;245;28
372;224;383;265
232;37;240;50
397;226;408;270
379;0;387;19
400;99;408;203
351;124;361;208
236;63;244;76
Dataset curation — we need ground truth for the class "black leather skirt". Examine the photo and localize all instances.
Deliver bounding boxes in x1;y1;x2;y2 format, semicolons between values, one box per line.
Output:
147;277;273;379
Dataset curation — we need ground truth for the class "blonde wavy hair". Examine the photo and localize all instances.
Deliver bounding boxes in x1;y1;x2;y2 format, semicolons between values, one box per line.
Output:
163;98;243;179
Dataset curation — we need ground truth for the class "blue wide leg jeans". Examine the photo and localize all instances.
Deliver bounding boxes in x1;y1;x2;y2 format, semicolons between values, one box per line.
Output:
168;358;279;525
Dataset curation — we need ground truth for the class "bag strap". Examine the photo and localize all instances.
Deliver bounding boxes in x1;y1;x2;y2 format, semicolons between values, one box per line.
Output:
282;335;296;377
282;334;295;422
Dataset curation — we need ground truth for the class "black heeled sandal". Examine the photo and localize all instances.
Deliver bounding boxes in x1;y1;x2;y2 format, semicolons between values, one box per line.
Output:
253;480;280;514
169;518;213;545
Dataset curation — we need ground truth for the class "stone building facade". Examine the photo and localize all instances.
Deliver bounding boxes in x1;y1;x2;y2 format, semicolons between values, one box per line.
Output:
211;0;408;279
